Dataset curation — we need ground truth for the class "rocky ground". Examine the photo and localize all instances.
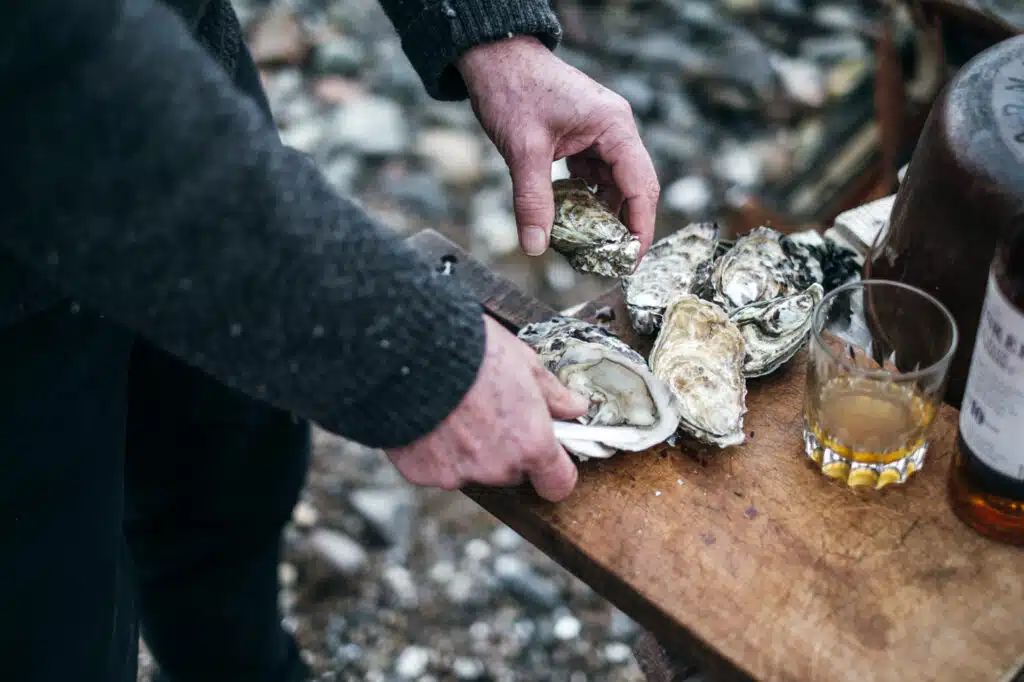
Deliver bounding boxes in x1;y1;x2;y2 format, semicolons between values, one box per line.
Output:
141;0;900;679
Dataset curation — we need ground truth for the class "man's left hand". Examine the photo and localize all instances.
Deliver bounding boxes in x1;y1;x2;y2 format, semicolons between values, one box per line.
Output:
455;36;660;259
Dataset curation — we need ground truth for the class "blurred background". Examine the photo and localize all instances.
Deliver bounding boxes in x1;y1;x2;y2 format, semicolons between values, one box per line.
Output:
139;0;998;680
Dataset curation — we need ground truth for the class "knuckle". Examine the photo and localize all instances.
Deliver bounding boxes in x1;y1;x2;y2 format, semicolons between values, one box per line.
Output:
604;91;632;116
437;472;463;491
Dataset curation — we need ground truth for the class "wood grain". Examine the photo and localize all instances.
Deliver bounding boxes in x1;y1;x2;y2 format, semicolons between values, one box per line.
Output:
406;229;1024;682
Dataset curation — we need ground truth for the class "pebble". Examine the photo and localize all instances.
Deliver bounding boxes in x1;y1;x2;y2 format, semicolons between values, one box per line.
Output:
349;486;414;548
664;175;713;215
383;565;420;609
428;560;456;585
490;525;522;552
249;8;309;66
545;260;577;293
470;190;520;257
394;646;431;678
308;528;368;575
553;615;583;641
332;96;409;155
464;538;492;564
603;642;633;664
312;36;367;76
278;562;298;588
416;128;484;186
451;657;486;680
292;500;319;529
445;571;478;606
712;144;764;189
279;119;324;154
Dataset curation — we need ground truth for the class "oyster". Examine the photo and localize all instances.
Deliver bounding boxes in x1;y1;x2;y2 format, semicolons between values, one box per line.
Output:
709;226;812;311
517;316;679;460
549;179;641;278
729;283;824;377
649;295;747;448
620;222;719;336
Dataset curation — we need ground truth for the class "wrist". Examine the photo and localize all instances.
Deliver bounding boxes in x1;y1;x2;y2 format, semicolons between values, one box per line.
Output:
455;35;548;90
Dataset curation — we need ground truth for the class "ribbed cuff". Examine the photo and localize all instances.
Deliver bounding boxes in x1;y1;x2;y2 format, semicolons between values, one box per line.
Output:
394;0;563;101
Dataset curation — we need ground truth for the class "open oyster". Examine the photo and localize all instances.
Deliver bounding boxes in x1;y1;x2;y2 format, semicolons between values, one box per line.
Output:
729;283;824;377
517;316;679;460
549;179;641;278
709;226;812;311
648;295;747;448
620;222;719;336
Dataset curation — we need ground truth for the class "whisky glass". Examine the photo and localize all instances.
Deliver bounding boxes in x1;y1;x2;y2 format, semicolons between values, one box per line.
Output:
803;280;958;489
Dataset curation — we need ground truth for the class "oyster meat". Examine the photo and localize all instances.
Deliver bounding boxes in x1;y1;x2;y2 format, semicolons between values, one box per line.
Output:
517;316;679;460
549;179;641;278
620;222;719;336
709;226;813;311
729;283;824;377
648;295;747;448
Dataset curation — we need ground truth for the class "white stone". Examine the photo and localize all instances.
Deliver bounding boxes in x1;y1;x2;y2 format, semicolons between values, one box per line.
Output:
553;614;582;640
394;646;430;678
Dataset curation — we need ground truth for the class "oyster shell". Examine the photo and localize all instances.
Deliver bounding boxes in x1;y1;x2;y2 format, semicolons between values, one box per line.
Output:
709;226;811;311
517;316;679;460
649;295;747;448
621;222;719;336
549;179;641;278
729;283;824;377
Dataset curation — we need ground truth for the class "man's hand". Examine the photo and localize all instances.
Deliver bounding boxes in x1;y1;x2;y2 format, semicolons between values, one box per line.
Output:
384;315;589;502
455;35;660;259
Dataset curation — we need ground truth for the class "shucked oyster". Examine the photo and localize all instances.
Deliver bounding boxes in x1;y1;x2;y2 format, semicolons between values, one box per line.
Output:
518;316;679;460
649;295;747;448
549;179;641;278
621;222;719;336
709;226;814;312
729;283;824;377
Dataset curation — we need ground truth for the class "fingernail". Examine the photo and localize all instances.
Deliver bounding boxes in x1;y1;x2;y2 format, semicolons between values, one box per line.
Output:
570;392;591;413
522;228;547;256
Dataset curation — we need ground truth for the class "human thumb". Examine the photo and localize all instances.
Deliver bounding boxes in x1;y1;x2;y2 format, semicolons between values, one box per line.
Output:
534;365;591;421
508;142;556;256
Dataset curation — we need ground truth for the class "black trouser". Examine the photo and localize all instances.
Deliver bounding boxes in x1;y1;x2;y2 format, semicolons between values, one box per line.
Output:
0;301;311;681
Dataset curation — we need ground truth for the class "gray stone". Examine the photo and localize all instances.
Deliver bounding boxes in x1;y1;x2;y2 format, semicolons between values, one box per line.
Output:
332;96;409;155
308;528;368;575
312;36;367;76
349;486;415;549
664;175;713;216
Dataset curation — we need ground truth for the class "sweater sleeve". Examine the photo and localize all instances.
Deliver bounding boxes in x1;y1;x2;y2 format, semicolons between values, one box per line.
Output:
0;0;486;449
373;0;564;100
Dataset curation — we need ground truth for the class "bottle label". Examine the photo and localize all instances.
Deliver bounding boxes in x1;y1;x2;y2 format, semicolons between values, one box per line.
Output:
959;270;1024;481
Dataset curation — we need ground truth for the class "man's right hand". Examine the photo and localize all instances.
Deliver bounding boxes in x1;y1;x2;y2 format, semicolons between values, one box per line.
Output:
384;315;590;502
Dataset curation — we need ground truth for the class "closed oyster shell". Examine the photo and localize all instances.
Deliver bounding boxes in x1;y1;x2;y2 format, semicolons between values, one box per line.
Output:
621;222;719;336
550;179;641;278
730;283;824;377
518;316;679;460
710;226;808;311
648;295;747;448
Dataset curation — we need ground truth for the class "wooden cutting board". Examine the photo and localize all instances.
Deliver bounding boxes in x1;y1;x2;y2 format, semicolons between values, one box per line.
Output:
406;229;1024;682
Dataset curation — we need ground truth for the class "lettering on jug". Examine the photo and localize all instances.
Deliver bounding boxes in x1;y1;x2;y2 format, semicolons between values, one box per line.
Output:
992;58;1024;158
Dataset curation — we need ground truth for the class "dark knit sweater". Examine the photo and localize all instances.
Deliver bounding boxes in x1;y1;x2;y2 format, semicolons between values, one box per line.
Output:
0;0;562;449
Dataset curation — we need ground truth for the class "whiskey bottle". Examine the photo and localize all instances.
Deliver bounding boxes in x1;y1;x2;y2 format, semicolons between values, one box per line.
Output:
949;219;1024;545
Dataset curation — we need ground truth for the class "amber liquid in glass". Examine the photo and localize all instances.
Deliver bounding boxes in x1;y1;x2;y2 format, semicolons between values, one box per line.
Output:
948;227;1024;546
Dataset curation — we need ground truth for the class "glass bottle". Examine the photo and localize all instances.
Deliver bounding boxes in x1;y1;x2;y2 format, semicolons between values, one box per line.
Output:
948;219;1024;545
